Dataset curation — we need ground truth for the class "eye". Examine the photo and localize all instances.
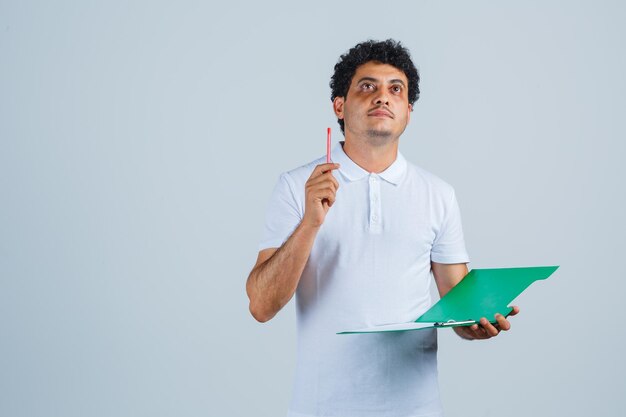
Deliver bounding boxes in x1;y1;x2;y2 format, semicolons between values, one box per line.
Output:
360;82;375;91
391;85;403;94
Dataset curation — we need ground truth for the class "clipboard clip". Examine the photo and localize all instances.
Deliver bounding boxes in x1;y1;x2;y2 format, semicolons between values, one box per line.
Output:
433;319;477;327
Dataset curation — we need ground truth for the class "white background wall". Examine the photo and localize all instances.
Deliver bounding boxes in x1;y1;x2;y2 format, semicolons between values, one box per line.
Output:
1;1;624;416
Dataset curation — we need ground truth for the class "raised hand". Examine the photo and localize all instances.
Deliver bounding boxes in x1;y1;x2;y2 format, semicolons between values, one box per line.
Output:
302;163;340;228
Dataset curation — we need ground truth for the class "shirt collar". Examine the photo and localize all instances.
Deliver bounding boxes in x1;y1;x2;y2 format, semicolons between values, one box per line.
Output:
332;141;407;186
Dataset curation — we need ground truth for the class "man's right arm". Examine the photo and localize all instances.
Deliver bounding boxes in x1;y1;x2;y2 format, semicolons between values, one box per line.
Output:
246;163;340;323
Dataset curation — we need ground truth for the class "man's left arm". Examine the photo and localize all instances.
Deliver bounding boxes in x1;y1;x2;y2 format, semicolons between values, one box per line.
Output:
431;262;519;340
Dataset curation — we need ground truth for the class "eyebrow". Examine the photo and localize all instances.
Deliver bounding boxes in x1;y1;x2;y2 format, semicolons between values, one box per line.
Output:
356;77;406;87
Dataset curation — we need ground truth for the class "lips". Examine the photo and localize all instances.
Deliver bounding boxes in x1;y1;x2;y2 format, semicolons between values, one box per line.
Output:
368;108;394;118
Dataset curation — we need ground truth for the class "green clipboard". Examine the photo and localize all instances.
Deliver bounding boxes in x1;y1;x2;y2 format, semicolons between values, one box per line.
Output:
337;266;559;334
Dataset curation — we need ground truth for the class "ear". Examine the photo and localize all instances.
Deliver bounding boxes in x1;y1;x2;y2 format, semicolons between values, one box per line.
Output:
407;103;412;124
333;97;345;120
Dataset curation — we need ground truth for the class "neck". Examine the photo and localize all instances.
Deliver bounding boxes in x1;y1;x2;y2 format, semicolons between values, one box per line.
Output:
342;135;399;173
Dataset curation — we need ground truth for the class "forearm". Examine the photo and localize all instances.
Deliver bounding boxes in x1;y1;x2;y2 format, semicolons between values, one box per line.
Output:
432;262;468;298
247;221;320;322
432;262;471;339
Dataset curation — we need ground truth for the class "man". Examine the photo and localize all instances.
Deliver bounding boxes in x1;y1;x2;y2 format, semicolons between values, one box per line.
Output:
246;39;518;417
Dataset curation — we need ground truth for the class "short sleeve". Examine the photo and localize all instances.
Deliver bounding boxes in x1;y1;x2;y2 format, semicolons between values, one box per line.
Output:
258;172;303;251
430;189;470;264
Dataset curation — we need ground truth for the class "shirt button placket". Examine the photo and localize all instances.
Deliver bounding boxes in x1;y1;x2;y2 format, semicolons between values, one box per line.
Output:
369;174;382;233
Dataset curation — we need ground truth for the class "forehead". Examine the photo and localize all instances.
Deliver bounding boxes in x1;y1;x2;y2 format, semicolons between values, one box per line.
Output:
351;61;408;84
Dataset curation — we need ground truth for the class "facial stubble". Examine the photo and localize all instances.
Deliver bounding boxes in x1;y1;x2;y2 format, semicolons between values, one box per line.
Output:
364;128;394;147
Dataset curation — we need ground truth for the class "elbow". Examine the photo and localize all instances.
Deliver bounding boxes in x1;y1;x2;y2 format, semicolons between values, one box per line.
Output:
246;281;274;323
248;301;274;323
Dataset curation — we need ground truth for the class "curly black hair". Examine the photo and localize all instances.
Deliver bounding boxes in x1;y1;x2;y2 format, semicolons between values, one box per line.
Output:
330;39;420;135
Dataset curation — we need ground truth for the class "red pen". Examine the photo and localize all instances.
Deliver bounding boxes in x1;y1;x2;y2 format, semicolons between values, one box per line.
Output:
327;127;332;163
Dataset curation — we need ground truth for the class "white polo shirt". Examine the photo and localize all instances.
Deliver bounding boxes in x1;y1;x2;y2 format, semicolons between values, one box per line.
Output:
259;142;470;417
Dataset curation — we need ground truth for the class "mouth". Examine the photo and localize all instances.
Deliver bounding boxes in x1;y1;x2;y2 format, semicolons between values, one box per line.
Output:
368;108;394;119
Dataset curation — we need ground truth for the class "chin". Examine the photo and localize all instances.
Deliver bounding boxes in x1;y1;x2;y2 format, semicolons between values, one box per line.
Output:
364;129;395;146
366;129;393;139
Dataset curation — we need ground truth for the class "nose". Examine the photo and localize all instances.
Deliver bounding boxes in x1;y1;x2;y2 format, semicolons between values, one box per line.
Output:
373;90;390;106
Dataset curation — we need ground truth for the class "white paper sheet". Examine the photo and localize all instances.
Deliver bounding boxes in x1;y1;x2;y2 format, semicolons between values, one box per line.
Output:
337;321;434;334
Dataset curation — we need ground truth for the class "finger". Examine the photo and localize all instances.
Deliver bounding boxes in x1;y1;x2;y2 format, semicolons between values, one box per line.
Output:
495;313;511;331
315;188;337;203
323;169;340;186
507;305;520;316
468;323;489;339
473;328;489;339
318;186;337;199
468;323;486;338
307;172;339;190
311;163;340;178
307;186;337;205
479;317;499;337
456;326;476;340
